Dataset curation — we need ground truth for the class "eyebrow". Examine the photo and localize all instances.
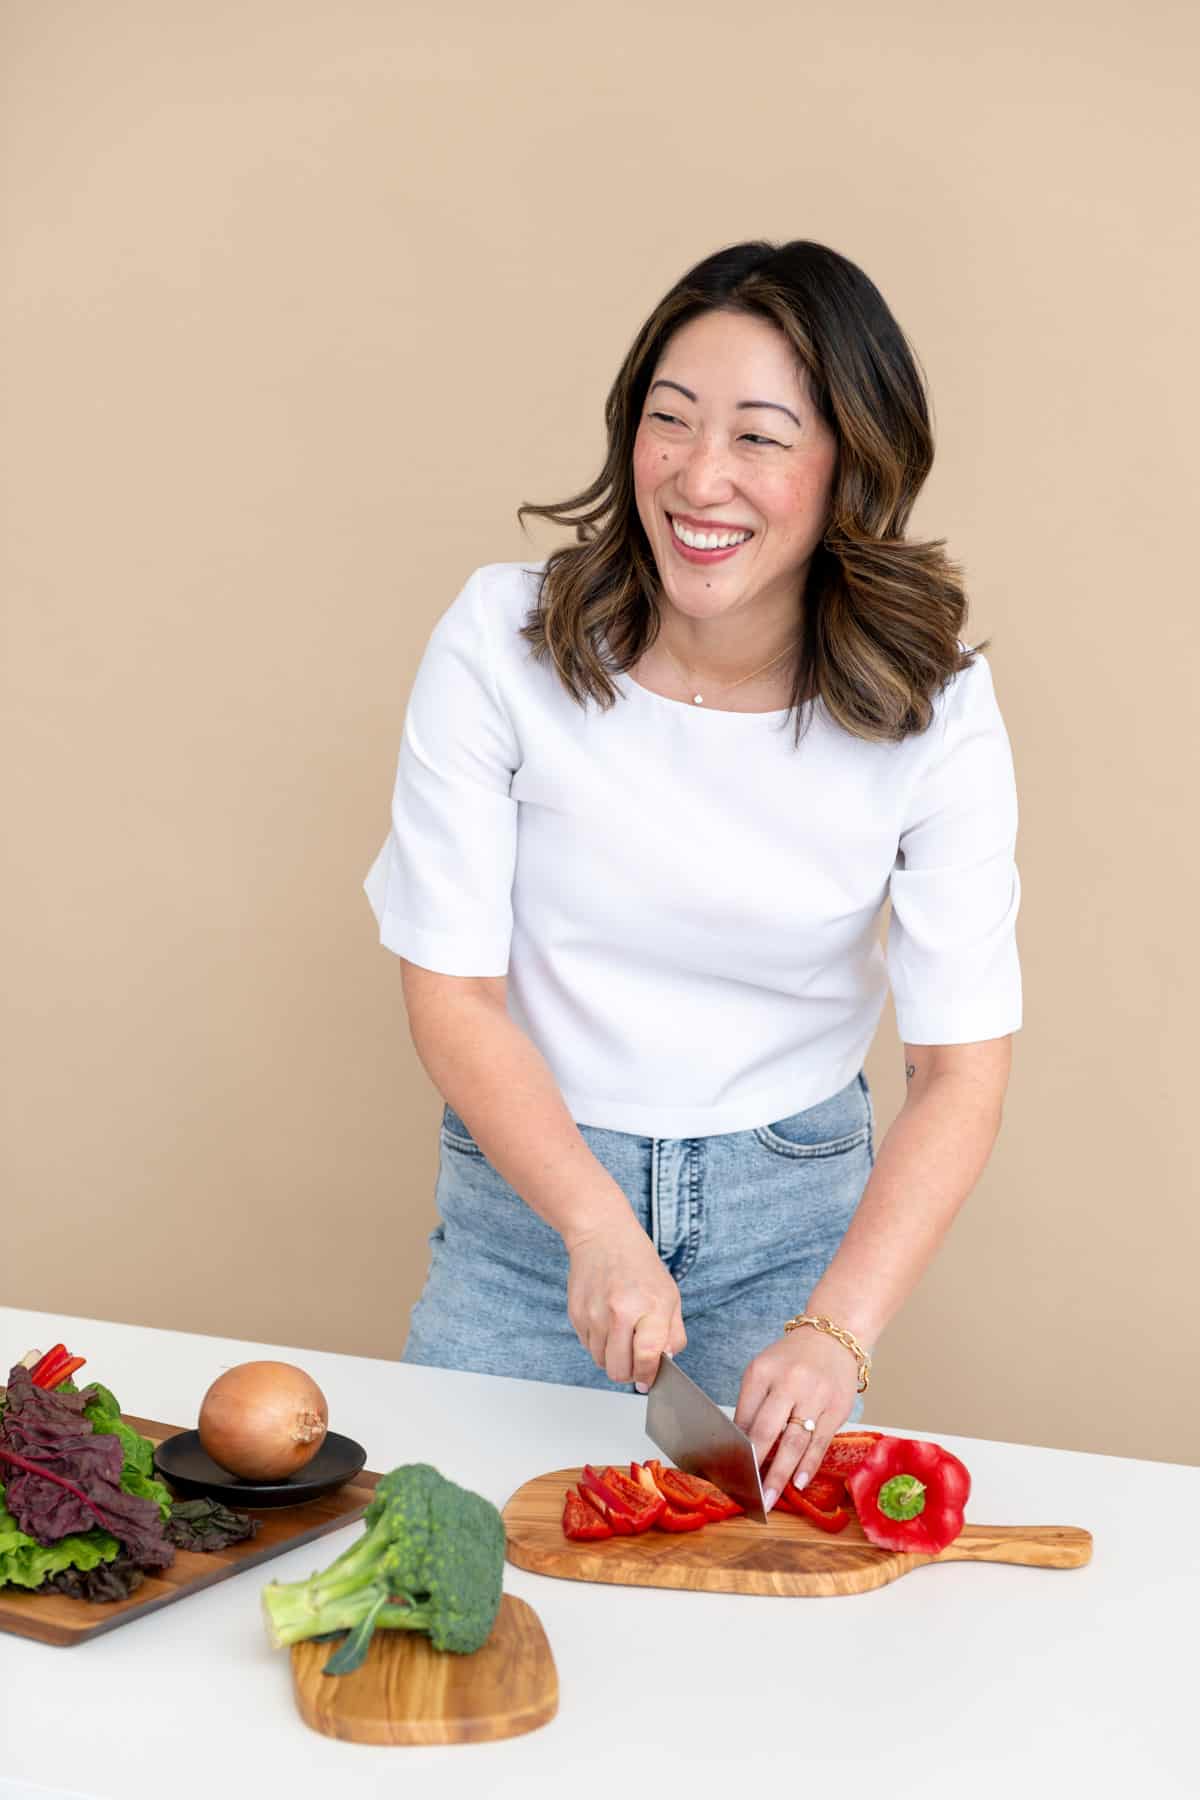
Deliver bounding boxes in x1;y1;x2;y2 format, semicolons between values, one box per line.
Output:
648;378;801;430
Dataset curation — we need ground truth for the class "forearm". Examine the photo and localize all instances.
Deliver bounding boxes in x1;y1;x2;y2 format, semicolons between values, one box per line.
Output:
804;1070;1005;1352
405;985;633;1246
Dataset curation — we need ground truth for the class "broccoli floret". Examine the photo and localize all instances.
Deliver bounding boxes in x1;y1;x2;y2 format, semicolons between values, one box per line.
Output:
261;1463;506;1673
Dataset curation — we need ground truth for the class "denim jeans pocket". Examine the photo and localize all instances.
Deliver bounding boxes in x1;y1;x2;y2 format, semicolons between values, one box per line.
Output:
752;1074;872;1160
439;1102;484;1158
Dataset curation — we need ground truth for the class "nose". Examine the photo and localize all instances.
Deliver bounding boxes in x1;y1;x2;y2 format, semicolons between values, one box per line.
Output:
676;433;738;507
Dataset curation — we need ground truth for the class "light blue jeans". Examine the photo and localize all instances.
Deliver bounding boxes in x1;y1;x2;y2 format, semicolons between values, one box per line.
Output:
402;1071;874;1422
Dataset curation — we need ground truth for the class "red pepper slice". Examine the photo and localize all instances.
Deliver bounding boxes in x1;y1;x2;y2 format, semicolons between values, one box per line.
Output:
816;1432;885;1480
581;1464;635;1515
790;1493;851;1533
659;1465;743;1521
45;1355;87;1390
578;1474;637;1534
794;1472;846;1512
563;1488;614;1540
644;1459;738;1519
598;1466;666;1532
29;1344;69;1387
656;1503;707;1532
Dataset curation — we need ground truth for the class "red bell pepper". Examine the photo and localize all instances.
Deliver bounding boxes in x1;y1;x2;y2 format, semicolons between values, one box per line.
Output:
656;1502;708;1532
29;1344;87;1389
47;1356;87;1389
790;1493;851;1533
29;1344;69;1386
639;1460;711;1530
816;1431;884;1480
790;1471;846;1513
580;1464;662;1533
644;1460;742;1521
563;1488;614;1540
847;1436;971;1555
578;1472;637;1533
599;1466;666;1532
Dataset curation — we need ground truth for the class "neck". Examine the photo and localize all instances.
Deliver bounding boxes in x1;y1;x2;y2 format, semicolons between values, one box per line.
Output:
656;614;802;690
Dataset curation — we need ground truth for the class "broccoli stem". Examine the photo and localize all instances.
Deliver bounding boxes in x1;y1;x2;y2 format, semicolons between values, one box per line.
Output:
260;1510;395;1642
261;1556;429;1651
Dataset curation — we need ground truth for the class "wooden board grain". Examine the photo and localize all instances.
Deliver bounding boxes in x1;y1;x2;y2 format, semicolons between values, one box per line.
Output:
290;1594;558;1745
503;1467;1093;1598
0;1414;381;1646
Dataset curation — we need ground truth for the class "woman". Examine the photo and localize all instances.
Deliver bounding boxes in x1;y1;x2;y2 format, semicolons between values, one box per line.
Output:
363;239;1021;1512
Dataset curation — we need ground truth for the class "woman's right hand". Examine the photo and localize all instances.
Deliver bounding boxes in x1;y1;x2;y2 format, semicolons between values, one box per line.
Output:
562;1213;686;1389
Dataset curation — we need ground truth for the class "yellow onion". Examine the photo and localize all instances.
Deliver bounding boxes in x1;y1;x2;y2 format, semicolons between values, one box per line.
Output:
197;1360;329;1481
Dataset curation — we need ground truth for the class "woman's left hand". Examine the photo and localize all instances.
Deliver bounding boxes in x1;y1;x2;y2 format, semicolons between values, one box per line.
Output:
733;1328;861;1510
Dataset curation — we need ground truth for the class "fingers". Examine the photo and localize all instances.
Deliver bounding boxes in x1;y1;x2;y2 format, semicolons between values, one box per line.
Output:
566;1229;684;1387
761;1414;831;1509
628;1313;669;1391
735;1373;847;1509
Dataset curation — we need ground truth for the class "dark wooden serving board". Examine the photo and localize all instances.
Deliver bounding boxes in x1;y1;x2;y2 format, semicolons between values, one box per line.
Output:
503;1467;1093;1598
0;1414;382;1647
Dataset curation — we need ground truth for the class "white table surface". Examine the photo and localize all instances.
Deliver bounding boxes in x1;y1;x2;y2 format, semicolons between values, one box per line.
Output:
1;1306;1195;1800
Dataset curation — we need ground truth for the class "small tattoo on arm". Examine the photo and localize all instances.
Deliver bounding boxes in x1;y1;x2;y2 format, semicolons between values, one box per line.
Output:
905;1061;917;1082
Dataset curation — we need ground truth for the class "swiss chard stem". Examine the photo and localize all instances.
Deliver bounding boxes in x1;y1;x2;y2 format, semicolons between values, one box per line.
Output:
0;1445;117;1531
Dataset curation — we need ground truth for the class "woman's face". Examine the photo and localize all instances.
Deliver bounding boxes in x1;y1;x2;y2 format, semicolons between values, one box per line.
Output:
632;309;838;631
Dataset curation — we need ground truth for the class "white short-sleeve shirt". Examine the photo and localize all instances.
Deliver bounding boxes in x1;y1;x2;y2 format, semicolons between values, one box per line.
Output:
363;560;1022;1137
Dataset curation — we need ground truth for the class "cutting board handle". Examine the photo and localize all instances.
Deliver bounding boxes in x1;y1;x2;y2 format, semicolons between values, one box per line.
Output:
937;1523;1093;1568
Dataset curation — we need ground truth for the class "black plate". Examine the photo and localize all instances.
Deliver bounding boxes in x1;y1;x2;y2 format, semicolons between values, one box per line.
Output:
153;1429;368;1508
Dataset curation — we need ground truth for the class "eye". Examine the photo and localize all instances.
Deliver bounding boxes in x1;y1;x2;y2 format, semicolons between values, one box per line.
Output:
648;412;785;448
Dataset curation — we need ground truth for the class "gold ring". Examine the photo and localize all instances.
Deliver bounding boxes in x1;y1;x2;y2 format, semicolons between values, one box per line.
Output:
788;1416;817;1433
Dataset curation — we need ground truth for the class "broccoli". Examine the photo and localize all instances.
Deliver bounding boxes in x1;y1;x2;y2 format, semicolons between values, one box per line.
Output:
261;1462;506;1673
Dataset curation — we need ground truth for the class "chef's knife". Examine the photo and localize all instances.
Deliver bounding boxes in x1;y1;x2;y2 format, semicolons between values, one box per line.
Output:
643;1353;768;1523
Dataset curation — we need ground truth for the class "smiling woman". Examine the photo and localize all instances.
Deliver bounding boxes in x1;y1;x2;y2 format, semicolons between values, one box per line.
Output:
514;239;975;743
363;239;1021;1510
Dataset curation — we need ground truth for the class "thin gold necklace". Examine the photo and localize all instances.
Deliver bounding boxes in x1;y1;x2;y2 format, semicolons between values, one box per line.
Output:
656;635;801;706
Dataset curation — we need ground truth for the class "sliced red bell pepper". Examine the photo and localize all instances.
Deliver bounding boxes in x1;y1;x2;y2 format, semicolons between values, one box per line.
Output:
847;1436;971;1555
46;1355;87;1389
563;1488;614;1540
816;1431;884;1480
794;1471;846;1512
790;1493;851;1533
650;1464;744;1521
598;1466;666;1532
579;1469;639;1533
28;1343;69;1387
656;1503;707;1532
644;1459;735;1519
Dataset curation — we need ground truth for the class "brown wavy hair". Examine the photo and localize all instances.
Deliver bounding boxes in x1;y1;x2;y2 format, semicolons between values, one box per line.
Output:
515;239;988;746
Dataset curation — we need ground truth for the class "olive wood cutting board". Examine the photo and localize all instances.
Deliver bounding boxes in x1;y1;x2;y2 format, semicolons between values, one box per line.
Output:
502;1466;1093;1598
289;1594;558;1745
0;1413;382;1647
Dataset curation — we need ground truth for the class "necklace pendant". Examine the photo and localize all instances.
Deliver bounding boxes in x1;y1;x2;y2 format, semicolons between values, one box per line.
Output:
693;694;704;706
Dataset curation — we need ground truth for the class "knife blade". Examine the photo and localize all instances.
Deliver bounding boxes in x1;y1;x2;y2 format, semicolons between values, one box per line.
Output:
643;1354;768;1523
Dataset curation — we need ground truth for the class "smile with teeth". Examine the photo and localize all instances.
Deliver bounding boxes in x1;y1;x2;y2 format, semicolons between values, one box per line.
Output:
669;515;754;551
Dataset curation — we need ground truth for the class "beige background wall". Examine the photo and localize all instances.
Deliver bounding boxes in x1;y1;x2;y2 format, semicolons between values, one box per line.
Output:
3;1;1196;1466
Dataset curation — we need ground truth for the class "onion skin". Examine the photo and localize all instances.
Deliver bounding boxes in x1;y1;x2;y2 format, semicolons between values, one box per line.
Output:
197;1361;329;1481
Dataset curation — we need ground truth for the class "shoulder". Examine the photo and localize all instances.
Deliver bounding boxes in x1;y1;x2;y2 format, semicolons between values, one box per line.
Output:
929;642;1004;737
424;559;543;653
469;558;547;619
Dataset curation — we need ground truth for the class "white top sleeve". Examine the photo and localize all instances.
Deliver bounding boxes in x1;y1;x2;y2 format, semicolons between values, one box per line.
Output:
886;652;1022;1044
362;567;520;975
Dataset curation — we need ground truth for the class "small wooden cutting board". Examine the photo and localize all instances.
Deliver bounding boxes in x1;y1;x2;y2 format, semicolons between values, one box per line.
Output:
503;1467;1093;1598
289;1594;558;1745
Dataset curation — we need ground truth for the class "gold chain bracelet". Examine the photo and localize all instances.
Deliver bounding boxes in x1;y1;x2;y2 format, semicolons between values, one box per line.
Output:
783;1313;872;1393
